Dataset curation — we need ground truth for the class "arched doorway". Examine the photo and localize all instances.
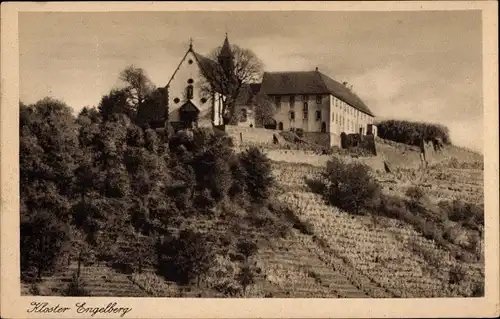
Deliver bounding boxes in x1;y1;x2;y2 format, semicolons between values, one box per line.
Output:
321;122;327;132
278;122;284;130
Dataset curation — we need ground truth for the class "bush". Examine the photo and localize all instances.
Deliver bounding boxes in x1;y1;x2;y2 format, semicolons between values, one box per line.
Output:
270;202;315;235
239;147;274;202
322;157;381;214
439;200;484;231
63;273;90;296
405;186;426;201
376;119;451;146
156;229;216;287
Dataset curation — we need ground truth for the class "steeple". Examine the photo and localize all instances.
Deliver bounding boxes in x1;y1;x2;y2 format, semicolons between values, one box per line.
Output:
218;33;234;75
219;33;232;59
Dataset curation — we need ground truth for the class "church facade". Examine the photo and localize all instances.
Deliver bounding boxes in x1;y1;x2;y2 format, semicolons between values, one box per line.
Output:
165;39;229;131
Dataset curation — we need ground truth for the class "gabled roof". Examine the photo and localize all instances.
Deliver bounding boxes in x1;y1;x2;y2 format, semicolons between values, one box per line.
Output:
260;70;374;116
179;100;200;113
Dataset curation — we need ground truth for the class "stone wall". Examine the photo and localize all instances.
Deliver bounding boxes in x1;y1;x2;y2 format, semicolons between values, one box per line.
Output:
225;125;281;146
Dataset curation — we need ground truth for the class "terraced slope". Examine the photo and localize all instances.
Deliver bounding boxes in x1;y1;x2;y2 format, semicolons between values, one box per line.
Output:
272;160;484;298
23;263;148;297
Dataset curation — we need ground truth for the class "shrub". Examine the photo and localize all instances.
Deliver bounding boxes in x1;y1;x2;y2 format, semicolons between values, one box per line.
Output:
237;239;259;263
239;147;274;202
439;200;484;231
236;265;256;296
269;201;314;235
405;185;426;201
157;229;216;287
376;119;451;146
63;273;90;296
322;157;381;214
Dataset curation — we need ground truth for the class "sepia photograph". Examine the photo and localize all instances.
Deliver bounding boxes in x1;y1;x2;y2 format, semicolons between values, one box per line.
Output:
1;1;499;318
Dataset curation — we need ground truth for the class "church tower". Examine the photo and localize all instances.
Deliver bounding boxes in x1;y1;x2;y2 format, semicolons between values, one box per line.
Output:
218;33;234;74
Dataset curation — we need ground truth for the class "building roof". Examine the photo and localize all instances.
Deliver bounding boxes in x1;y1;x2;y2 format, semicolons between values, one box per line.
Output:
260;70;374;116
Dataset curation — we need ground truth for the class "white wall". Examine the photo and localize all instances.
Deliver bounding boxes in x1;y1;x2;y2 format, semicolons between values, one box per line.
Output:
167;51;223;126
329;95;374;136
271;94;330;132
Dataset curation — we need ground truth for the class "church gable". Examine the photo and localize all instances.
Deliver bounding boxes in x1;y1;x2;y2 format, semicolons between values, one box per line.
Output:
167;48;212;124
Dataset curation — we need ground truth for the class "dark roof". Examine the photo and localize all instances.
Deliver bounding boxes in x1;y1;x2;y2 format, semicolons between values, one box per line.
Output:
179;100;200;113
260;70;374;116
249;83;261;95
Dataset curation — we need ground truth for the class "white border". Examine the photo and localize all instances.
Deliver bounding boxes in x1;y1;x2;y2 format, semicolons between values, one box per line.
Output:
1;2;499;318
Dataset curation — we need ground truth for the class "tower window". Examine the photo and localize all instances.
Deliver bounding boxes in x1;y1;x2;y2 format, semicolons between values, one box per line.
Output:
315;110;321;121
174;97;180;104
187;78;194;84
188;59;194;64
186;85;194;100
290;111;295;120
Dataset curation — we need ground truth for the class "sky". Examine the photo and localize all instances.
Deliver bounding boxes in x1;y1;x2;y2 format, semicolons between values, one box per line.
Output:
19;11;483;152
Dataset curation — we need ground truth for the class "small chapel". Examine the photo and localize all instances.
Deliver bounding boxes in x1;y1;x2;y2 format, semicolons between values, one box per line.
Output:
165;36;233;131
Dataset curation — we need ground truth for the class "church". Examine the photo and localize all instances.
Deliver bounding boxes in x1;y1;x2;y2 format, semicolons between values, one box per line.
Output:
164;37;232;131
164;35;376;147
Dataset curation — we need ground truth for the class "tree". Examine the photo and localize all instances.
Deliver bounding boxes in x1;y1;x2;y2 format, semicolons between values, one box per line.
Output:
236;265;256;296
199;44;263;125
322;157;380;214
98;89;134;121
157;229;216;287
253;92;276;128
119;65;156;112
21;209;70;279
237;239;258;263
238;147;274;202
20;98;78;279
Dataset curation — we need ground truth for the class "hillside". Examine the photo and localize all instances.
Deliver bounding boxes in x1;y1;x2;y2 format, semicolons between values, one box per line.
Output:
23;134;484;298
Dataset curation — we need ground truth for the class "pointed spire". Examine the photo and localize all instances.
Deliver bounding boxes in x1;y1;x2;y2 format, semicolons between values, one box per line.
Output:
219;33;232;58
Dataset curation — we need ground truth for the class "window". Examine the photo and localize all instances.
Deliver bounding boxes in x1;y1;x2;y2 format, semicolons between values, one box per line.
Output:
303;95;308;102
316;95;322;104
187;78;194;84
332;112;334;122
275;96;281;108
321;122;327;132
315;110;321;121
290;111;295;120
186;85;194;100
335;113;338;124
303;102;309;119
289;95;295;108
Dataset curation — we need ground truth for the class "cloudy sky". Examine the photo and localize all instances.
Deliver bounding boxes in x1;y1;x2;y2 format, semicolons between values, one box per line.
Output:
19;10;483;152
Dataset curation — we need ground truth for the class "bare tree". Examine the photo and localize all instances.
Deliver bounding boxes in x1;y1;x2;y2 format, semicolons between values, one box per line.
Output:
119;65;156;111
198;45;263;125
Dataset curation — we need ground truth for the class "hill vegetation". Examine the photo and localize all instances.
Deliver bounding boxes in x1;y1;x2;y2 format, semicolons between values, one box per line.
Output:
20;65;484;298
376;119;451;146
